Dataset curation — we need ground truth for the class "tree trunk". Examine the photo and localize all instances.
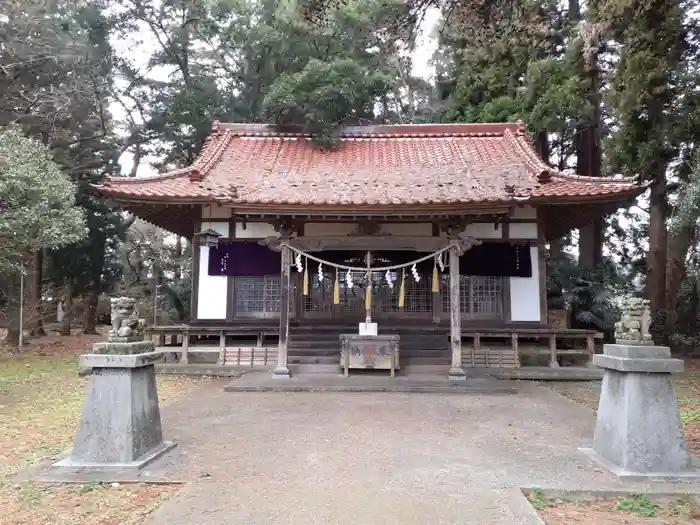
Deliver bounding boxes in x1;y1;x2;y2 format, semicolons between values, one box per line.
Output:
4;271;25;347
27;250;45;336
4;298;21;347
665;225;696;347
161;283;187;321
134;245;145;282
174;236;182;282
648;179;668;328
573;0;604;269
83;290;99;334
576;123;603;267
568;0;580;18
692;277;699;355
579;219;603;268
61;282;74;336
535;130;549;163
549;238;563;262
664;153;696;344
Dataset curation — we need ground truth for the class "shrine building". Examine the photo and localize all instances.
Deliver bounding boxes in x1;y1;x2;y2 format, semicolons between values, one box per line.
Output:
95;121;644;378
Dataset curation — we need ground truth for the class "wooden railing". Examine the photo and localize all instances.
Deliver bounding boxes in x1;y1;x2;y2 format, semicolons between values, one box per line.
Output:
460;327;602;368
147;325;278;365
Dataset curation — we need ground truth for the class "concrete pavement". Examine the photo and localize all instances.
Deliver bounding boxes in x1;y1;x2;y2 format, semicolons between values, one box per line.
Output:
141;381;696;524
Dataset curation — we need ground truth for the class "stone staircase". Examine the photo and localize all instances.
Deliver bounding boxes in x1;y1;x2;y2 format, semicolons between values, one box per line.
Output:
287;323;451;370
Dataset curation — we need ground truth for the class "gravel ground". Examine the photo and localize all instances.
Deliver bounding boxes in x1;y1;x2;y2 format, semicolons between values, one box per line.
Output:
139;380;700;525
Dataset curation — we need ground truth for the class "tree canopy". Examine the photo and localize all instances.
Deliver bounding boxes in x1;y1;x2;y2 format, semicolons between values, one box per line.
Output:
0;127;86;274
3;0;700;351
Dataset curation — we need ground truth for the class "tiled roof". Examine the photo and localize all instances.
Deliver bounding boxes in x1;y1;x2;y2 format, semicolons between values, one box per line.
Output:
96;122;644;209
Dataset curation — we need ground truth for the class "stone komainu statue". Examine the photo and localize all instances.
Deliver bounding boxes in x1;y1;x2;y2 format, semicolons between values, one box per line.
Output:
614;296;653;345
109;297;146;340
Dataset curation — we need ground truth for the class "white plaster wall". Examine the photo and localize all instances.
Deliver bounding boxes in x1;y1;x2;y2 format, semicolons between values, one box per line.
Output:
509;246;541;322
509;223;538;239
510;205;537;220
462;223;503;239
304;223;357;236
380;223;433;236
201;204;231;220
197;222;229;320
235;222;276;239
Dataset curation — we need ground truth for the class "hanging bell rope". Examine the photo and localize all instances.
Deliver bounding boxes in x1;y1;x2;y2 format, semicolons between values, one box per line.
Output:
398;268;406;308
365;284;372;313
302;256;309;296
432;255;440;293
281;242;456;272
333;268;340;305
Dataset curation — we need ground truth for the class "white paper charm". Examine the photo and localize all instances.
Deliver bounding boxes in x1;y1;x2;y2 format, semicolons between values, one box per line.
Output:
345;269;354;289
411;263;420;282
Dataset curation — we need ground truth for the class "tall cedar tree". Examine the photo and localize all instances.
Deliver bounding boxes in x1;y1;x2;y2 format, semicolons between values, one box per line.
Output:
603;0;693;339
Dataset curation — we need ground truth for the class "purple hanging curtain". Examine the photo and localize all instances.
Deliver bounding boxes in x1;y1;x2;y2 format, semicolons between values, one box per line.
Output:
208;242;281;276
459;242;532;278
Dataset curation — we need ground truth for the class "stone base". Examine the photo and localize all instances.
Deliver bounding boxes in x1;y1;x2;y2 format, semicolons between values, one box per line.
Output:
92;340;155;355
273;366;291;379
589;344;694;477
52;441;176;471
448;367;467;381
80;350;164;369
70;355;168;465
580;447;700;482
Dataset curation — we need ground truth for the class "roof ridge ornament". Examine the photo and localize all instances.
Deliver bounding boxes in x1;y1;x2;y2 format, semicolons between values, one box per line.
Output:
537;170;552;183
555;168;639;185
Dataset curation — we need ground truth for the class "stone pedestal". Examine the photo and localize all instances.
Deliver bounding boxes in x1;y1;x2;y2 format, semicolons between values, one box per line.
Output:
580;344;700;481
53;341;175;470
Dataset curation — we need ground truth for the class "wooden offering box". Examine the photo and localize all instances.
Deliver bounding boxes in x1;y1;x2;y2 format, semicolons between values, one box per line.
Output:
340;334;400;377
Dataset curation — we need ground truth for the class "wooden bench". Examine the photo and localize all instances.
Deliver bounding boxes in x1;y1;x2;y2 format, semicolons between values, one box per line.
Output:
460;327;602;369
147;325;278;365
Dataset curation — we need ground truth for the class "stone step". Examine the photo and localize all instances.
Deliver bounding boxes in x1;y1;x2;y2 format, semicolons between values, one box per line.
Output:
288;347;450;357
288;334;448;342
288;363;454;375
288;356;451;366
290;339;450;347
288;342;449;352
288;356;340;365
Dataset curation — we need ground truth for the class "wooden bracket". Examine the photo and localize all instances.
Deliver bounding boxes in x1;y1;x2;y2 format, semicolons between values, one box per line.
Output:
440;218;469;239
271;218;295;237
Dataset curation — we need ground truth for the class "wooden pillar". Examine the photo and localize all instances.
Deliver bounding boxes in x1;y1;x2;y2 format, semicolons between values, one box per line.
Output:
217;330;226;365
274;239;292;378
365;251;372;323
448;244;467;380
549;334;559;368
180;330;189;365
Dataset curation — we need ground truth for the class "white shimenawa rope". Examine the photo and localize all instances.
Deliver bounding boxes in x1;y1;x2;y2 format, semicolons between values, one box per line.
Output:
280;242;455;272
